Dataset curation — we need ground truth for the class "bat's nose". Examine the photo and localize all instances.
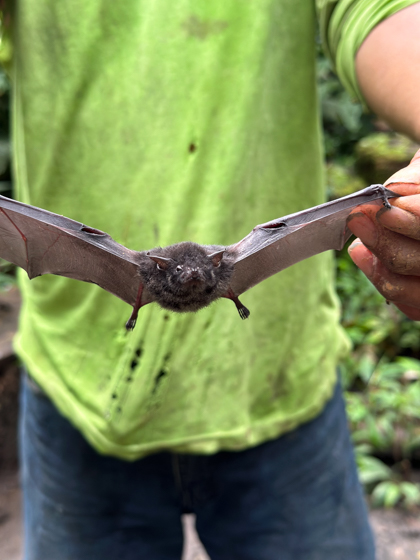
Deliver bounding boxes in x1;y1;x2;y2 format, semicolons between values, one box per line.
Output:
181;267;203;284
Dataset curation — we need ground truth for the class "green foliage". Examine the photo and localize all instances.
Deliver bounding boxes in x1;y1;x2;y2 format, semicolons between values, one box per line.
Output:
345;361;420;455
355;445;393;485
317;49;376;161
355;132;419;185
357;133;416;163
371;481;420;509
337;249;420;508
325;161;366;199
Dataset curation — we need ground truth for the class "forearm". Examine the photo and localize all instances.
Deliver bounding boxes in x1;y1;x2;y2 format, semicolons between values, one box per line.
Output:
355;2;420;142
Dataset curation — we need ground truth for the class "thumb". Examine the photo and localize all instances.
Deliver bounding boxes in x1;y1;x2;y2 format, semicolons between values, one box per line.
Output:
384;148;420;195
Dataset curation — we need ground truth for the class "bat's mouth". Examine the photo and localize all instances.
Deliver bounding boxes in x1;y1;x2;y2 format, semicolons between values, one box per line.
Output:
180;269;205;287
181;278;204;287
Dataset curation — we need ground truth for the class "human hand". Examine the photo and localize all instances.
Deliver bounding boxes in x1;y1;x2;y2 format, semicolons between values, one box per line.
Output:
347;149;420;320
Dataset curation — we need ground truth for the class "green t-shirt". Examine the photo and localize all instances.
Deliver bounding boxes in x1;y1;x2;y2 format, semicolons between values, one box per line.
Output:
10;0;417;459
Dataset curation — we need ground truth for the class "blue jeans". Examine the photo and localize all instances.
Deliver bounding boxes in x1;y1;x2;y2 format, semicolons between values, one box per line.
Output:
19;373;375;560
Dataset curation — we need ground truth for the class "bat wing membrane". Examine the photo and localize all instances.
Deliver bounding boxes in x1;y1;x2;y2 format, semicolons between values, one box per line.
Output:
227;185;400;296
0;196;144;307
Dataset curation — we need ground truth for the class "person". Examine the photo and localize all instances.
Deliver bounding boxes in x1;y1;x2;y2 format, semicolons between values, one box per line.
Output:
7;0;420;558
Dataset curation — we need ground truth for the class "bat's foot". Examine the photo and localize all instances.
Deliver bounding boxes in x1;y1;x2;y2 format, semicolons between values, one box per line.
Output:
125;317;137;331
238;305;250;320
223;289;250;320
125;283;145;331
125;305;139;330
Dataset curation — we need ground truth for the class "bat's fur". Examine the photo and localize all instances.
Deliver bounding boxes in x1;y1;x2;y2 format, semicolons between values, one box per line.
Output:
138;242;235;313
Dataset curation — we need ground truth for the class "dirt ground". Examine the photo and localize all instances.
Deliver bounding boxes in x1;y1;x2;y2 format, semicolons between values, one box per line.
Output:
1;468;420;560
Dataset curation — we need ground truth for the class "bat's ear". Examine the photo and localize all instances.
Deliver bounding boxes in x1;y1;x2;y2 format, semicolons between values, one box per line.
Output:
208;250;225;268
147;254;173;270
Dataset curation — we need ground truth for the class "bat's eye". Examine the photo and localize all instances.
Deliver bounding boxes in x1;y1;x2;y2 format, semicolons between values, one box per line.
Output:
176;265;183;272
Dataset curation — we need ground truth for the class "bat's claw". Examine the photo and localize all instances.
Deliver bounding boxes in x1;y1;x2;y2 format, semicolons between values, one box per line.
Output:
238;306;250;320
125;317;137;331
125;308;139;330
376;184;393;209
383;197;392;209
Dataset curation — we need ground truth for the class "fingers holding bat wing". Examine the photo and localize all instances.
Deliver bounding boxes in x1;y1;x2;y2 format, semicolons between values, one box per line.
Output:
348;149;420;320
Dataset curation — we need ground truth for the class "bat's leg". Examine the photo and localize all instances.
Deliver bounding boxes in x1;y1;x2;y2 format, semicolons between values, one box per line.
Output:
125;283;145;331
223;289;250;320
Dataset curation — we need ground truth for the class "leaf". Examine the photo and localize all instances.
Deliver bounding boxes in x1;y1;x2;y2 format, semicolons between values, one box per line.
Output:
383;483;402;508
356;455;392;485
371;481;401;508
400;484;420;508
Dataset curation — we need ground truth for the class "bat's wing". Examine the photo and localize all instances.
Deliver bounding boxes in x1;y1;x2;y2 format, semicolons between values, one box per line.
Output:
0;196;151;307
227;185;400;296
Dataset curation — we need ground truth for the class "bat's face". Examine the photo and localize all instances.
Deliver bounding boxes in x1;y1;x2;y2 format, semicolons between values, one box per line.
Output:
171;262;210;288
140;242;234;313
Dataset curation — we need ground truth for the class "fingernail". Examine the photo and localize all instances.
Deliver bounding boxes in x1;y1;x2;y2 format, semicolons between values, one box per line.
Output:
348;240;374;277
348;239;362;251
347;215;377;248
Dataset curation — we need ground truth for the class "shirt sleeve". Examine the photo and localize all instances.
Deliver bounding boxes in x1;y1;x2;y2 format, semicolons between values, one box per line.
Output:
317;0;420;105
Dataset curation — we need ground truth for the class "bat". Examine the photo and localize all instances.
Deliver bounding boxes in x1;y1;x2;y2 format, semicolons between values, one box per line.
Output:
0;184;400;330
